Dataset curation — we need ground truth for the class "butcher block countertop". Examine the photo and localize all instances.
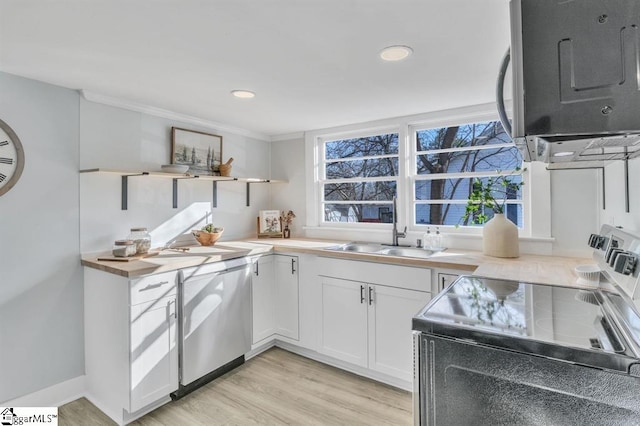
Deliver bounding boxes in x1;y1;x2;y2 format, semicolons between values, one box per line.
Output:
82;238;596;287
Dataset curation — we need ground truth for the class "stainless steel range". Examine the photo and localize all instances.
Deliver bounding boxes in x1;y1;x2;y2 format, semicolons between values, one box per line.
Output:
412;225;640;425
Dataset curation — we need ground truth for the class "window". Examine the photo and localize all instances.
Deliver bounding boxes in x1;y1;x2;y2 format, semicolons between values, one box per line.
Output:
320;132;399;224
413;120;523;227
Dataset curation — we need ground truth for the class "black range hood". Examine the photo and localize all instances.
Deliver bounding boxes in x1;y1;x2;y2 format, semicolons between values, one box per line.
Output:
502;0;640;167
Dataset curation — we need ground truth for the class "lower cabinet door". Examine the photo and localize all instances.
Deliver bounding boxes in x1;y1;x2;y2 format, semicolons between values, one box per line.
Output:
252;256;276;344
367;285;431;382
130;296;178;412
274;255;299;340
319;277;368;367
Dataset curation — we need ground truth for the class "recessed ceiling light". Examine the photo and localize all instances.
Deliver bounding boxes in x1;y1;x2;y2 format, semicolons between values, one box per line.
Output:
380;45;413;61
553;151;575;157
231;90;255;99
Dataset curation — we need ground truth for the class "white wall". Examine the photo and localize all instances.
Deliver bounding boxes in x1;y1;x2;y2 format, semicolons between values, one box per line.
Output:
79;99;272;252
0;72;83;402
549;169;600;257
600;158;640;231
270;137;306;237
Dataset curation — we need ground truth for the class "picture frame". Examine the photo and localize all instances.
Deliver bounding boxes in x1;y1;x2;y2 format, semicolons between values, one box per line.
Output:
258;210;282;234
171;127;223;175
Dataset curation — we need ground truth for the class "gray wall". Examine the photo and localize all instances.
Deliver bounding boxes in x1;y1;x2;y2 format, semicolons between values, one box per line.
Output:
79;99;272;252
0;72;83;402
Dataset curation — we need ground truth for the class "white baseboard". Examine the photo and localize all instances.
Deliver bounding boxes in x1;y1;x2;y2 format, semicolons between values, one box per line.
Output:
1;375;85;408
246;339;277;360
274;341;412;392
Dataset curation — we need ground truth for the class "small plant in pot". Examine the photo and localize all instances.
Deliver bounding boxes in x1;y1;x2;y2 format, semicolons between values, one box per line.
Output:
460;169;524;258
192;224;224;246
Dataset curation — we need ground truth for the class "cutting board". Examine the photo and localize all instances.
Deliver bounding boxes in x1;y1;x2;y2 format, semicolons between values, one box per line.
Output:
97;252;159;262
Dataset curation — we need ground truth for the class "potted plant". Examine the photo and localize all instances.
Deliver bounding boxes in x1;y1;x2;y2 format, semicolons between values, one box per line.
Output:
192;223;224;246
280;210;296;239
461;169;524;258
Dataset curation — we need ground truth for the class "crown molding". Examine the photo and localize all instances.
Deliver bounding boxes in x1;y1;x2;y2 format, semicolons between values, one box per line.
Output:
270;132;305;142
80;90;271;141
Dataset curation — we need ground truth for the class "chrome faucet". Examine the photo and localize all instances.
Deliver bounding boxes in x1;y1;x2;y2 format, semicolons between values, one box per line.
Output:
391;195;407;246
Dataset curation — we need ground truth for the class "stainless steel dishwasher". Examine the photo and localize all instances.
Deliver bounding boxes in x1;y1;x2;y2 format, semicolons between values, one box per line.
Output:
171;257;251;399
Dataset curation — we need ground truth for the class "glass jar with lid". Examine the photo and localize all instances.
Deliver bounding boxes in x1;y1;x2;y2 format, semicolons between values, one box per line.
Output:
112;240;137;257
128;227;151;254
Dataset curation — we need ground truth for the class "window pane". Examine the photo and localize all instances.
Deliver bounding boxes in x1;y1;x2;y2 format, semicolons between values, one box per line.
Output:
416;121;510;152
416;146;521;175
415;203;523;227
325;133;399;160
416;176;523;201
325;181;396;201
326;158;399;179
324;203;393;223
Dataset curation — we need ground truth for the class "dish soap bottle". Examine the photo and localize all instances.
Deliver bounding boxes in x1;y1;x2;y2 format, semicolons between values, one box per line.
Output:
423;227;433;250
434;227;443;250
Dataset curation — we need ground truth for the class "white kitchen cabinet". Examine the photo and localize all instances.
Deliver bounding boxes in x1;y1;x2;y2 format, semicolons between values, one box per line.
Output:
318;273;431;382
274;254;299;340
130;295;178;412
367;284;430;381
433;267;470;293
84;268;179;425
319;277;368;367
251;255;276;344
251;254;299;345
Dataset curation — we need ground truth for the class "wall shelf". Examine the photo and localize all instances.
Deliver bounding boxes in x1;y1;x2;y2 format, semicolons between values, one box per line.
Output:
79;168;287;210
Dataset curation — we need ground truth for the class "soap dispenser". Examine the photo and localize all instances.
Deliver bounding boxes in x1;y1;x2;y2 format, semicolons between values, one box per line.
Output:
434;227;443;250
423;227;433;250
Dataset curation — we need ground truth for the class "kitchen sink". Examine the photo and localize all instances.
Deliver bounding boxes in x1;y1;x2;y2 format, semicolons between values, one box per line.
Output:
325;242;384;253
324;242;442;259
377;247;437;259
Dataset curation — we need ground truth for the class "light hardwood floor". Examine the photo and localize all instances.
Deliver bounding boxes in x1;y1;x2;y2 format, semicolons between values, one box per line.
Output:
59;348;412;425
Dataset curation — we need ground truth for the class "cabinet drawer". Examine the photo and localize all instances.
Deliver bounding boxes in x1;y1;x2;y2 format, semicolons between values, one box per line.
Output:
317;257;431;292
130;271;178;305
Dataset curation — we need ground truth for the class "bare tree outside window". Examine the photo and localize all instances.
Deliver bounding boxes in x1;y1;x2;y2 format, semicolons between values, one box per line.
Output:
323;133;398;223
415;121;523;226
318;122;523;228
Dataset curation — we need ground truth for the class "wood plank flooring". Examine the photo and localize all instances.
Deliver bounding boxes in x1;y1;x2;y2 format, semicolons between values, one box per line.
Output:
59;348;412;425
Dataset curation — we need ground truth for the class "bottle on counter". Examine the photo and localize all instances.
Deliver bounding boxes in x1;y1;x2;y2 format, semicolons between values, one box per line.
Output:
112;240;137;257
128;227;151;254
434;227;443;249
423;227;433;250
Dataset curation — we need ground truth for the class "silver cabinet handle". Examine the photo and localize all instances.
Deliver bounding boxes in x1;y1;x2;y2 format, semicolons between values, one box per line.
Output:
291;258;296;274
167;299;177;319
142;280;169;291
360;285;365;304
255;261;259;276
369;286;374;305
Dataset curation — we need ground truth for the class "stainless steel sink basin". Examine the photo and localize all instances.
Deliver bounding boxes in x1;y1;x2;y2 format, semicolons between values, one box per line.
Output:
377;247;437;259
325;242;384;253
324;242;442;259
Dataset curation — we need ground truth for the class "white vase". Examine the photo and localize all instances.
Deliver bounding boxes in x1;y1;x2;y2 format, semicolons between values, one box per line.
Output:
482;213;519;258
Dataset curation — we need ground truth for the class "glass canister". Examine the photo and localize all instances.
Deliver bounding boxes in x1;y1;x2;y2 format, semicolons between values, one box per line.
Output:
128;227;151;254
112;240;137;257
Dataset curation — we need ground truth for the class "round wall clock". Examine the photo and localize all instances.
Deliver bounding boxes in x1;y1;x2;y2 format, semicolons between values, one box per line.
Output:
0;118;25;196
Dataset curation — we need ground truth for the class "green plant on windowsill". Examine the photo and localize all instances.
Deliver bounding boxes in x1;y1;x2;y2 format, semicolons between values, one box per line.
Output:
460;168;525;226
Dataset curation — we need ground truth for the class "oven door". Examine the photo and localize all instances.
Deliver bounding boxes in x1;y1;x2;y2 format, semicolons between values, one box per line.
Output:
415;333;640;426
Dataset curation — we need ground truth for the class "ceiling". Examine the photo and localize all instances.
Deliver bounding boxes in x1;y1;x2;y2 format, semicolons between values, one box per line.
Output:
0;0;511;139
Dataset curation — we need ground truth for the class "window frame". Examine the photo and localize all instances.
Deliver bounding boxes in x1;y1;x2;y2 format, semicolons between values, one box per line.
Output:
315;126;404;229
304;104;547;239
408;120;527;233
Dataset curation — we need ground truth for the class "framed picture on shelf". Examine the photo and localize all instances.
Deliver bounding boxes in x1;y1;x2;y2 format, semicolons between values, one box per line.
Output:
171;127;223;175
258;210;282;234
